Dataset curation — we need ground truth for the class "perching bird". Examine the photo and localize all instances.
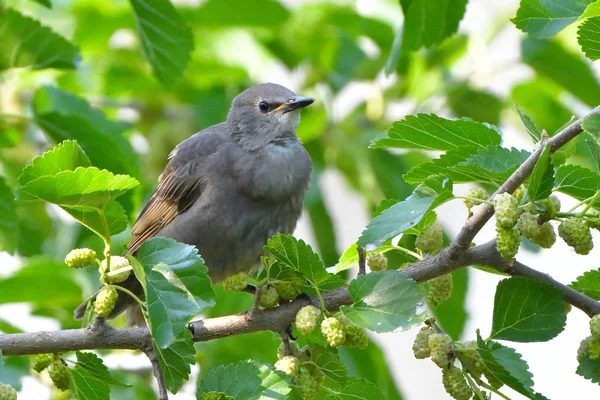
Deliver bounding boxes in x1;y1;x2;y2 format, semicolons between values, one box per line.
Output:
74;83;314;326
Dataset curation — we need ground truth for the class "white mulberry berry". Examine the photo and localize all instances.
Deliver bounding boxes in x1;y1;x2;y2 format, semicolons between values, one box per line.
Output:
428;333;455;368
31;353;53;373
294;371;318;400
321;317;345;348
463;188;488;209
578;336;593;360
442;366;472;400
103;256;131;283
427;274;453;308
275;356;299;376
367;252;388;271
275;281;298;300
591;315;600;337
537;195;561;219
494;193;519;229
413;327;433;359
458;341;485;378
0;383;17;400
559;218;594;255
343;324;369;349
416;223;444;254
64;248;96;269
496;226;520;260
222;272;249;292
295;306;321;336
259;286;279;309
94;286;118;318
48;361;71;391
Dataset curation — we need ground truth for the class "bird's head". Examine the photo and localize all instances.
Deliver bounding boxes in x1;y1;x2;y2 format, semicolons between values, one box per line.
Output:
227;83;314;149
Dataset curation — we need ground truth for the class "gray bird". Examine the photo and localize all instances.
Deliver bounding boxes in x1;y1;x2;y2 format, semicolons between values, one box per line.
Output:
74;83;314;326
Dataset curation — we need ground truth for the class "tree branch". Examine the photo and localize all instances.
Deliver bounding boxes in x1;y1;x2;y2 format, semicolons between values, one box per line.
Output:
142;343;168;400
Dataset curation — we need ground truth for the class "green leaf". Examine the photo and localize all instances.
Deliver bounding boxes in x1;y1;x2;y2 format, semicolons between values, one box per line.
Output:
64;200;129;239
192;0;289;28
582;0;600;18
554;165;600;208
71;351;130;400
32;0;52;7
308;345;348;384
432;268;468;340
200;393;234;400
129;0;194;86
265;234;332;287
0;177;16;253
198;360;292;400
155;337;196;393
358;176;453;248
516;104;542;143
324;377;385;400
137;238;216;349
18;167;139;208
399;0;468;51
586;139;600;173
527;145;554;201
512;0;593;39
0;258;82;307
371;114;501;151
341;271;427;333
447;84;503;124
491;277;566;342
32;86;140;178
18;140;91;186
577;354;600;384
583;113;600;136
0;8;80;70
571;269;600;300
476;332;537;398
402;147;477;185
578;17;600;60
522;37;600;107
449;146;531;186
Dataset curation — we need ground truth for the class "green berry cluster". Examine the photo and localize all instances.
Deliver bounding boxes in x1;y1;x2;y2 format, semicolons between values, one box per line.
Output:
294;371;318;400
295;305;321;336
64;248;97;269
558;217;594;255
366;252;388;271
427;274;453;308
259;285;280;309
429;333;455;368
517;212;556;248
0;383;17;400
535;195;561;220
31;353;53;373
463;188;488;210
48;360;72;391
493;193;521;260
275;341;323;400
222;272;249;292
496;225;520;260
442;366;472;400
321;317;345;347
412;327;433;359
275;281;298;301
94;285;118;318
416;223;443;254
579;315;600;362
103;256;131;283
275;355;299;376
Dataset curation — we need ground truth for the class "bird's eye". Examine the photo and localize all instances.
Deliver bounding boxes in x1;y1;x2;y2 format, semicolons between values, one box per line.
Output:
258;101;269;112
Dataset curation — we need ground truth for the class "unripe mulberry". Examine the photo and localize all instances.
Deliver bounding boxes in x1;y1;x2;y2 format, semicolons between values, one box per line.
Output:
0;383;17;400
48;361;71;391
305;363;325;385
427;274;453;308
513;185;525;203
537;195;561;219
428;333;455;368
222;272;249;292
94;286;118;318
64;248;96;269
321;317;345;348
578;336;593;360
530;221;556;248
413;327;433;359
275;281;298;301
367;252;388;271
50;389;73;400
590;315;600;337
416;223;444;254
294;371;318;400
463;188;488;209
103;256;131;283
496;226;520;260
517;212;540;240
275;356;299;376
458;341;485;378
588;337;600;361
558;218;594;255
295;306;321;336
442;366;472;400
343;324;369;349
494;193;519;229
31;353;53;372
259;286;279;309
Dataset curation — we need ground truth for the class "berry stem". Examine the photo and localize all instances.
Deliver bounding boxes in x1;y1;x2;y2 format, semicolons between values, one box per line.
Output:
390;245;423;260
577;190;600;217
111;284;146;310
455;196;494;206
567;193;599;213
308;279;326;312
475;378;511;400
462;370;486;400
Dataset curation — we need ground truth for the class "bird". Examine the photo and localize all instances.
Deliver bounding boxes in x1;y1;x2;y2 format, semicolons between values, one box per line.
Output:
74;83;314;326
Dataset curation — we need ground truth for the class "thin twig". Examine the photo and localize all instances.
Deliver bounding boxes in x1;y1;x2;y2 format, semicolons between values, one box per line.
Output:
357;245;366;275
142;343;168;400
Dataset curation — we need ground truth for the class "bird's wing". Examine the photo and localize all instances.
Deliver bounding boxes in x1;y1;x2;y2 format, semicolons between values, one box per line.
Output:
128;126;224;254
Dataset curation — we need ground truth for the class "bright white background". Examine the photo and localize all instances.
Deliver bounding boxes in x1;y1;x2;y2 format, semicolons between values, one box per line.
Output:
2;0;600;398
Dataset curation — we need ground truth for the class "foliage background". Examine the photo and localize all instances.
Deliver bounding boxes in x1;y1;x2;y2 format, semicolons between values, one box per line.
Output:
0;0;599;398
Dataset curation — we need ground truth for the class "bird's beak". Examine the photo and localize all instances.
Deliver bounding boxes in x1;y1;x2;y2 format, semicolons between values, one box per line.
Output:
276;96;315;113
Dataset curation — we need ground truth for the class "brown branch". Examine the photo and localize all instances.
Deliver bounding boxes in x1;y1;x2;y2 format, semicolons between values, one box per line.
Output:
142;343;168;400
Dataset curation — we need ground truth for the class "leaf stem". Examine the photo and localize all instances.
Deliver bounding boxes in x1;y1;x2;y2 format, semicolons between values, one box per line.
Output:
390;245;423;260
111;285;146;310
463;370;486;400
578;190;600;217
476;379;511;400
308;280;326;312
